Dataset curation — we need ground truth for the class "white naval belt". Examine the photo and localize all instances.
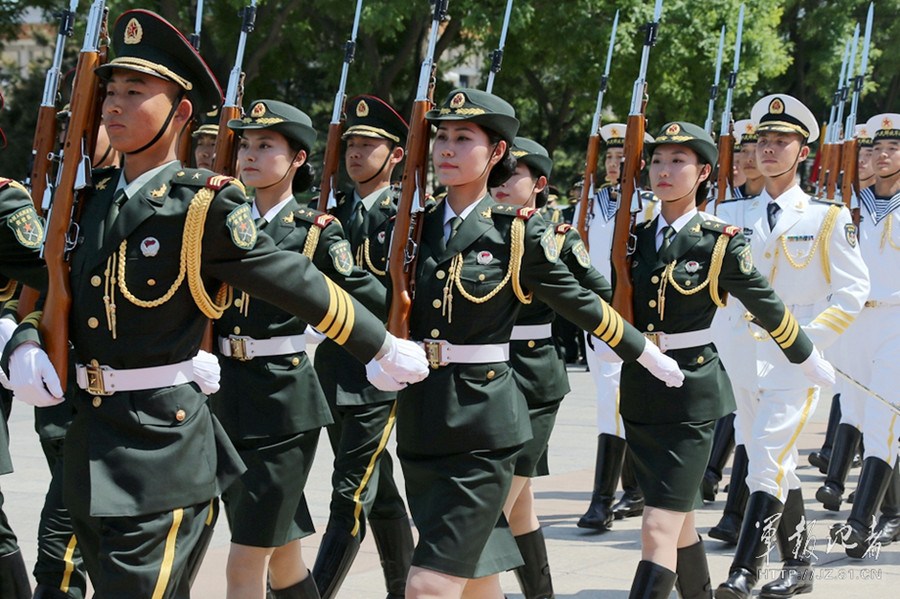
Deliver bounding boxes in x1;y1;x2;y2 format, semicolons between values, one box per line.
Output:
510;324;553;341
643;328;713;352
865;300;898;309
419;339;510;368
75;360;194;396
218;334;307;361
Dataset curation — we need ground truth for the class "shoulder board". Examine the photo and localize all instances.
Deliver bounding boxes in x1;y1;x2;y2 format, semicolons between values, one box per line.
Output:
205;174;246;194
170;167;213;187
556;223;573;234
811;196;843;206
0;177;28;195
490;203;538;220
90;165;118;179
293;206;337;229
700;220;741;237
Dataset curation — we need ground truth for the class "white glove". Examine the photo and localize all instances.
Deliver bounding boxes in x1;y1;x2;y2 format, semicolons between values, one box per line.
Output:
373;333;429;384
304;325;326;345
636;340;685;388
9;342;64;407
365;359;408;391
192;350;221;395
0;318;15;389
592;337;623;363
800;349;835;388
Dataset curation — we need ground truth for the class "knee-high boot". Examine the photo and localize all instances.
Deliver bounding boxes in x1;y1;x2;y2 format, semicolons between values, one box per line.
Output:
578;434;626;530
272;571;321;599
675;537;712;599
369;517;414;599
629;560;677;599
703;414;736;502
312;529;361;599
815;423;861;511
808;394;840;474
612;445;645;519
875;458;900;545
715;492;784;599
830;457;893;559
709;445;749;546
512;528;554;599
759;489;813;598
0;549;31;599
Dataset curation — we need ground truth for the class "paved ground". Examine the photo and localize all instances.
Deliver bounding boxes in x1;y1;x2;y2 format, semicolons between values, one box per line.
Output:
3;364;897;597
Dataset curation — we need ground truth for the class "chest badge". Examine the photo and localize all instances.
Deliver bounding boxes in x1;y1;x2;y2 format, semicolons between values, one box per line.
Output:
684;260;701;273
377;231;386;244
140;237;160;257
476;251;493;265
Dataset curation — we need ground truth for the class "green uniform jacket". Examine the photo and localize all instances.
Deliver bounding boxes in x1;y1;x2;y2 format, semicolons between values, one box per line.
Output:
511;224;612;404
212;198;386;440
315;186;397;406
396;197;647;456
0;180;47;294
620;213;815;425
12;164;389;518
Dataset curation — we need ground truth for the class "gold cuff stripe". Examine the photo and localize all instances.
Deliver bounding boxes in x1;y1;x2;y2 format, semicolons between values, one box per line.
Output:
594;301;612;338
608;312;624;347
204;498;216;526
321;278;347;339
60;534;78;592
151;508;184;599
822;306;854;327
316;277;339;334
813;314;849;334
773;314;799;346
770;311;792;340
774;388;816;493
350;400;398;537
0;279;15;302
780;318;800;349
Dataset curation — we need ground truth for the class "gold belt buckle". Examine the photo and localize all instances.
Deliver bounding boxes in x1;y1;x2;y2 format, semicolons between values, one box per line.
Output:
85;364;113;396
643;332;661;349
229;336;250;361
423;340;444;369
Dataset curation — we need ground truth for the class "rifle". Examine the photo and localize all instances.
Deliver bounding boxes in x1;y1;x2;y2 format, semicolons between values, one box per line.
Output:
317;0;364;212
484;0;514;94
40;0;109;382
826;25;858;200
387;0;449;339
576;9;619;249
840;3;873;223
176;0;205;165
703;26;725;137
212;0;257;176
817;37;852;198
611;0;663;324
710;3;744;211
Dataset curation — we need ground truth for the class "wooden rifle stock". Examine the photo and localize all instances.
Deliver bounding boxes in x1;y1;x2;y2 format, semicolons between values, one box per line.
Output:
714;125;734;206
317;120;344;212
840;137;860;225
387;99;432;339
577;134;601;249
40;7;108;383
212;104;241;177
610;111;645;324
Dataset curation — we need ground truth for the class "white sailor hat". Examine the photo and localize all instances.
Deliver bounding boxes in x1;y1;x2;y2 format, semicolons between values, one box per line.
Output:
854;124;873;148
599;123;654;148
865;113;900;142
751;94;819;143
732;119;758;145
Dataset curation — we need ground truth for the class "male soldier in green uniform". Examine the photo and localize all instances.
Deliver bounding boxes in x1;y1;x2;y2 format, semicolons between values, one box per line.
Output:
3;11;427;598
313;95;414;599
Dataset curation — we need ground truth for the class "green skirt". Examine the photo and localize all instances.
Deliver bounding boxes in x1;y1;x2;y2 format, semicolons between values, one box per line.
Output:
399;446;523;578
623;419;715;512
514;399;562;477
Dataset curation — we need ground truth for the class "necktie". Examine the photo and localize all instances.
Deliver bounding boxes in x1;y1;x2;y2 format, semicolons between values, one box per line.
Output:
104;189;127;237
767;202;781;232
659;225;675;253
350;201;365;241
447;216;463;242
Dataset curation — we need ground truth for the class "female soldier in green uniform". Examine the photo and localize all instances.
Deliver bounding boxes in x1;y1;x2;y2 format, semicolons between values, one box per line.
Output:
213;99;386;599
491;137;612;598
396;89;684;599
617;122;833;598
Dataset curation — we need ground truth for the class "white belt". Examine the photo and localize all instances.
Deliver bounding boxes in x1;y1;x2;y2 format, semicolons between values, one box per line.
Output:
510;324;553;341
865;300;898;308
420;340;509;368
644;328;713;352
75;360;194;396
218;334;307;361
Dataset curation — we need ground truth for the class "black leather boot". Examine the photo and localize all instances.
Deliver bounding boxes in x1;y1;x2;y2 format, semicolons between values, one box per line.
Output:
815;423;860;511
875;458;900;545
578;434;626;530
629;560;676;599
675;537;712;599
808;394;840;473
830;457;893;559
0;549;32;599
703;414;736;502
513;528;554;599
759;489;813;598
369;517;414;599
612;446;645;520
709;445;749;546
715;492;784;599
272;571;321;599
312;529;361;599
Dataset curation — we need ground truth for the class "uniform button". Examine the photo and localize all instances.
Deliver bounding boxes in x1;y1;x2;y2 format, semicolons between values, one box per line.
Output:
291;357;300;366
697;355;705;364
147;278;156;287
478;274;486;281
435;270;446;280
92;397;102;408
175;409;186;422
764;252;772;259
90;275;102;287
233;326;241;335
87;317;99;329
527;340;536;348
648;299;657;308
651;275;660;284
234;298;243;308
430;329;440;338
646;323;655;331
486;370;496;380
432;299;442;309
684;280;692;286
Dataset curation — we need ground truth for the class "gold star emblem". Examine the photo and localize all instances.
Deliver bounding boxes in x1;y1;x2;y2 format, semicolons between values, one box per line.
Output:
450;92;466;109
356;100;369;117
251;102;266;118
666;123;681;135
883;117;894;129
192;172;202;180
96;177;111;191
124;18;143;45
769;98;784;114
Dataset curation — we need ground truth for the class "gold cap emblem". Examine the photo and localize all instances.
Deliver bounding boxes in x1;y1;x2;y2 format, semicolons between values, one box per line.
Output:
250;102;266;118
124;18;143;45
610;127;621;137
666;123;681;135
450;92;466;109
769;98;784;114
356;100;369;117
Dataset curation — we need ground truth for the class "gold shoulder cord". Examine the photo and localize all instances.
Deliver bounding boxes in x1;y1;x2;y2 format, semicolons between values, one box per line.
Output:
362;239;386;276
656;233;728;320
184;187;233;318
776;205;839;284
0;279;16;302
881;213;900;252
302;226;321;259
509;217;533;304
